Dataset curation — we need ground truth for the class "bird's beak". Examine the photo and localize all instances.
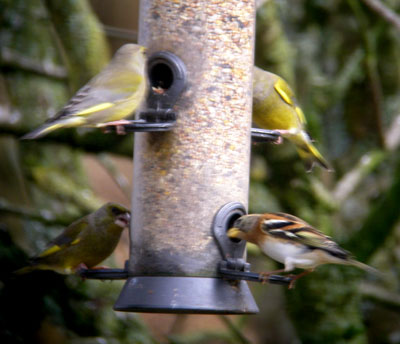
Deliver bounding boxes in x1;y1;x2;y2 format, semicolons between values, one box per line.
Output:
227;227;242;239
115;212;131;228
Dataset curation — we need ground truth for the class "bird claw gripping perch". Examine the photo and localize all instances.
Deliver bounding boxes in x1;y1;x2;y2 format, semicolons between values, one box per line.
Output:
212;202;293;286
104;51;186;133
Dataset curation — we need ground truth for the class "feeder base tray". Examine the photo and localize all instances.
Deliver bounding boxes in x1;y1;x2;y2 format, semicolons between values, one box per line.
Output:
114;276;259;314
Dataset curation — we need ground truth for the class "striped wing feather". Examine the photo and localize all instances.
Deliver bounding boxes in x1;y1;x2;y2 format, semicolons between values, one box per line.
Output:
261;213;349;259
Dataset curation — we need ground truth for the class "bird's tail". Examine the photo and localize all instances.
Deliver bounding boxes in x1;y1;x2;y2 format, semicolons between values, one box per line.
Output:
347;259;382;277
293;132;332;172
21;115;85;140
14;265;37;275
21;122;65;140
14;256;48;275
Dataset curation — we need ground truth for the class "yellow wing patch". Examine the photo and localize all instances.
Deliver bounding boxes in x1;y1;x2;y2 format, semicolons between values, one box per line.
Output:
39;245;62;258
75;102;114;116
295;106;307;125
70;238;81;245
38;238;81;258
274;81;293;106
38;123;65;137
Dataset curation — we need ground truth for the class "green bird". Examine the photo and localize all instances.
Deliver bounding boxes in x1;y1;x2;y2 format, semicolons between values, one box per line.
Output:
22;44;147;139
16;202;130;274
253;66;331;171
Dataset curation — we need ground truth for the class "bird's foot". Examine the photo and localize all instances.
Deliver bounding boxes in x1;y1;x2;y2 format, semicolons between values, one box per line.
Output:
287;274;298;289
269;129;294;144
101;126;112;134
90;265;110;270
274;135;284;145
75;263;89;281
99;120;132;135
76;263;89;271
99;120;132;127
287;270;313;289
274;129;292;136
116;125;127;135
259;272;271;284
259;269;286;284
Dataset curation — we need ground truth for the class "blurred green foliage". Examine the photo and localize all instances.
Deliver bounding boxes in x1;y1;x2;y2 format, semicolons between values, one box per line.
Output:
250;0;400;343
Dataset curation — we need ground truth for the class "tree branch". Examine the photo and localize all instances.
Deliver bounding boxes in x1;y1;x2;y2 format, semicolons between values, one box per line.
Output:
359;283;400;310
0;47;67;79
344;156;400;261
0;128;133;157
362;0;400;33
0;197;79;226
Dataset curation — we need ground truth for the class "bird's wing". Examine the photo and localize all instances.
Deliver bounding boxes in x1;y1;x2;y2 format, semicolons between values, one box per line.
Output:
260;213;347;256
37;218;89;258
48;71;144;122
260;212;317;238
273;78;307;125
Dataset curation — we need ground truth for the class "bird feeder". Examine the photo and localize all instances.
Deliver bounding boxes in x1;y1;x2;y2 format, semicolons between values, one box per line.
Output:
116;0;258;314
81;0;289;313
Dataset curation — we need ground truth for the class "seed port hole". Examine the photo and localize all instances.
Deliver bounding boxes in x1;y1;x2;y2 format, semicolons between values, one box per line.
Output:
212;202;246;260
149;62;174;90
226;213;242;244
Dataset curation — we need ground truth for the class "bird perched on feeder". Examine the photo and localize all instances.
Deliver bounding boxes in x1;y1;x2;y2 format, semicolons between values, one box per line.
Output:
15;202;130;274
22;44;147;139
253;66;330;171
228;212;377;288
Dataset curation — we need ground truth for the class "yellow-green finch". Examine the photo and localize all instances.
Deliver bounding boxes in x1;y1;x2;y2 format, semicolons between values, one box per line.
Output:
253;66;330;171
22;44;147;139
16;202;130;274
228;212;378;288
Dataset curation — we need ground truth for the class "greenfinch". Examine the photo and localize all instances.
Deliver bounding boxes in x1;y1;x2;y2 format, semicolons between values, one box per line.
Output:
16;202;130;274
22;44;147;139
253;66;330;171
228;212;377;288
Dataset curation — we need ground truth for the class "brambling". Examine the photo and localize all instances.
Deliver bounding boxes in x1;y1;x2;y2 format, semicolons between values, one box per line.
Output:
228;212;377;288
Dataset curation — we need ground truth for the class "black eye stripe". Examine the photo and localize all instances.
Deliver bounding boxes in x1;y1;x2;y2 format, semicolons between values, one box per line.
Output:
261;220;294;230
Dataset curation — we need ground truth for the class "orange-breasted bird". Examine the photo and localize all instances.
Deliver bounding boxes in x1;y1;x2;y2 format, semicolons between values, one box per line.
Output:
228;212;377;288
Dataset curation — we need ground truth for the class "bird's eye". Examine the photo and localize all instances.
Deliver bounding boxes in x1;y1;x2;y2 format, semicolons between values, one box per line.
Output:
111;207;121;216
